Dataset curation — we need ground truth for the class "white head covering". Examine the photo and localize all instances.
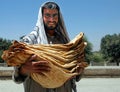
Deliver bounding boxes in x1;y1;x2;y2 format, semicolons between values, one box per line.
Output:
35;5;48;44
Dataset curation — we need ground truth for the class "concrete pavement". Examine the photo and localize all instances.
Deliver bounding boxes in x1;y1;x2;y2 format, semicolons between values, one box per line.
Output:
77;78;120;92
0;78;120;92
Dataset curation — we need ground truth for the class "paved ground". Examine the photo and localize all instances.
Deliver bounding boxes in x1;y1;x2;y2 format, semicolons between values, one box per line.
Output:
0;78;120;92
77;78;120;92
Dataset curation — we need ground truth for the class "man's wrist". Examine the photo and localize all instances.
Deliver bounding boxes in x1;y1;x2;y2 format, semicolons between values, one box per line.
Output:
19;65;28;76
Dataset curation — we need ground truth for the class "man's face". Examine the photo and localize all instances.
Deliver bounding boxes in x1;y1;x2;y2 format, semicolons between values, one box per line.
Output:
43;8;59;30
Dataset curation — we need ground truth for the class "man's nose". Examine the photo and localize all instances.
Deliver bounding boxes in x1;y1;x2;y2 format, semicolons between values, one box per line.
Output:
49;17;54;21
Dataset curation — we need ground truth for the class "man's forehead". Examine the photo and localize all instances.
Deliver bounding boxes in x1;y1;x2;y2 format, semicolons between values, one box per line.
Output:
43;8;58;14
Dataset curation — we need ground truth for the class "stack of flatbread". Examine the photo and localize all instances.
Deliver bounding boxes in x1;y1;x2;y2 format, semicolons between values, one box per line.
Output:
1;32;88;88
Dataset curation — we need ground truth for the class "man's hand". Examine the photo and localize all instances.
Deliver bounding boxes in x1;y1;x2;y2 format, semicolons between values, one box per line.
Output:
19;55;51;75
76;63;84;74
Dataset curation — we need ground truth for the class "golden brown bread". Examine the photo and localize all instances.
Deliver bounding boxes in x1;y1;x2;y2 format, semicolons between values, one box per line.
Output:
1;32;88;88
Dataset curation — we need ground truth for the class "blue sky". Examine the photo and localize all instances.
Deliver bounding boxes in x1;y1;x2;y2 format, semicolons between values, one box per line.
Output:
0;0;120;51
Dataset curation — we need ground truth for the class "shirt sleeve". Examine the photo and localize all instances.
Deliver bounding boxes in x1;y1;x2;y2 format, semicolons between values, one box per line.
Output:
75;73;83;82
12;67;28;83
21;26;39;44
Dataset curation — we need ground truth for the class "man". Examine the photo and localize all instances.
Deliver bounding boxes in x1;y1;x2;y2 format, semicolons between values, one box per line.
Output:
13;1;83;92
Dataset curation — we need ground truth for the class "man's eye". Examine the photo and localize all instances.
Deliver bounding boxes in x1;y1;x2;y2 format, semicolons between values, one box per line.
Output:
44;13;58;18
45;14;51;17
53;14;58;17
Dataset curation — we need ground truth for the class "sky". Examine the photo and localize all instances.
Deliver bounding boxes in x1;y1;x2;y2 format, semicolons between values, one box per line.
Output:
0;0;120;51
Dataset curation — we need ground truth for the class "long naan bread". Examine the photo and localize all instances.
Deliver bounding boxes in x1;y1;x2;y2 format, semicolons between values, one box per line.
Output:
1;32;88;88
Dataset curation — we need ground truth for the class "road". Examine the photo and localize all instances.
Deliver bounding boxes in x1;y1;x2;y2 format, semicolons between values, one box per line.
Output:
77;78;120;92
0;78;120;92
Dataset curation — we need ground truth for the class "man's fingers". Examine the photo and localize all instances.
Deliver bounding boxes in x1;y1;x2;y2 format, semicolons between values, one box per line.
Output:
27;54;37;62
33;61;49;66
32;61;51;73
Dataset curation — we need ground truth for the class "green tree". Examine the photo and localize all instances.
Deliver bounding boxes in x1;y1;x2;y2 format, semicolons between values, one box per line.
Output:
100;33;120;66
92;51;104;62
0;38;12;63
84;36;93;64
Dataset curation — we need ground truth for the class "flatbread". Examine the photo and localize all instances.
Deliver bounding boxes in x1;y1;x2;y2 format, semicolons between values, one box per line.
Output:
1;32;88;88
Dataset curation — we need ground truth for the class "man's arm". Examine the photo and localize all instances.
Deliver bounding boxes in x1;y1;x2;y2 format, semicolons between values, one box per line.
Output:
12;67;28;83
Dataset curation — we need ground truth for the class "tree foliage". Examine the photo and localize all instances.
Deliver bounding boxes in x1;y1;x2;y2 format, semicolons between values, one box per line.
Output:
83;36;93;64
0;38;12;63
100;33;120;66
91;51;104;62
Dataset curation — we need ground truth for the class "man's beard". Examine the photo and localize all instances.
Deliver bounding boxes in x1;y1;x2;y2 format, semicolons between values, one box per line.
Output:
45;25;56;30
44;22;58;30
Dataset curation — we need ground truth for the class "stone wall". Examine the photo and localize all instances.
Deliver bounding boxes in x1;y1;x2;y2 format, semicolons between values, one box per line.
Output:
83;66;120;78
0;67;13;79
0;66;120;79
